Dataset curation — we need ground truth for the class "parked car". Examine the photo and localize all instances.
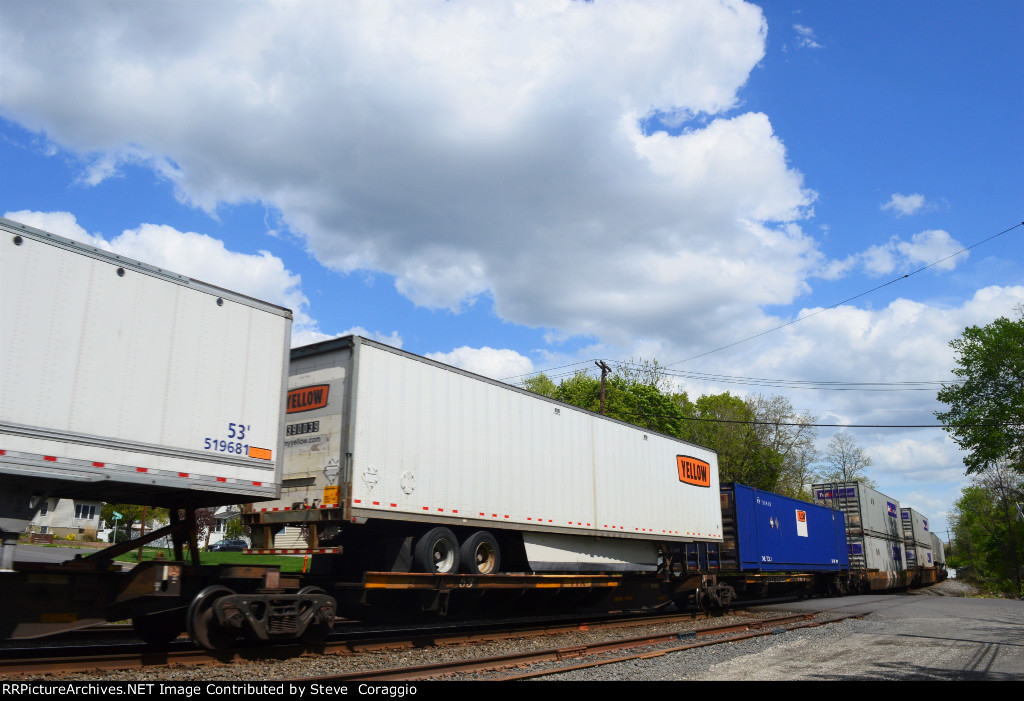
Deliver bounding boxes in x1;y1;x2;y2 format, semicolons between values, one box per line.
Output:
206;539;248;552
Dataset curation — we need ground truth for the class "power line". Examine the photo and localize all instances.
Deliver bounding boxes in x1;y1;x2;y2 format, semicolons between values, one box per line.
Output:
506;220;1022;387
607;409;1017;430
609;358;961;391
663;220;1023;368
502;358;597;382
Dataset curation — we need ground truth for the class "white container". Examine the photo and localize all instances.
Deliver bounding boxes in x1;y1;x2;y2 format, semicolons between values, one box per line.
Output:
848;533;907;588
0;216;291;528
265;336;723;568
813;481;903;541
930;532;946;566
900;507;931;547
905;543;934;568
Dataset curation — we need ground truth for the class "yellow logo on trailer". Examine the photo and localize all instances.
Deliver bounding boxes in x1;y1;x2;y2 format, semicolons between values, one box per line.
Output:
676;456;711;487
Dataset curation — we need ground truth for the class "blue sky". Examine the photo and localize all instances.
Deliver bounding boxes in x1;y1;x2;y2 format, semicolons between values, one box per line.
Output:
2;1;1021;536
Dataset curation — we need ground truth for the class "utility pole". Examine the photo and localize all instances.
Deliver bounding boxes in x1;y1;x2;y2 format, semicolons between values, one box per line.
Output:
595;361;611;415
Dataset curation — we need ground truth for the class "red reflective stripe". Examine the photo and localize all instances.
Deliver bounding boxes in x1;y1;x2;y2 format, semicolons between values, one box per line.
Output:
136;467;148;472
93;462;106;467
178;472;189;478
217;477;227;482
44;456;57;461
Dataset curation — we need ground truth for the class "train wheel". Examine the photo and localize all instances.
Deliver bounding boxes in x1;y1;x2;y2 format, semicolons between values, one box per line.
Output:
459;531;501;575
414;527;460;574
297;586;335;643
186;585;238;650
132;610;184;646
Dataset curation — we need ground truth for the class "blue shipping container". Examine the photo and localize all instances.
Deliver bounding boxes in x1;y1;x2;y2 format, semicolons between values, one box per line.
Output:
723;483;850;572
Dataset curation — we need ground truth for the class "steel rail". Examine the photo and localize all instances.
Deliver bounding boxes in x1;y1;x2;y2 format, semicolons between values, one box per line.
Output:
493;613;866;680
0;609;722;677
282;613;831;682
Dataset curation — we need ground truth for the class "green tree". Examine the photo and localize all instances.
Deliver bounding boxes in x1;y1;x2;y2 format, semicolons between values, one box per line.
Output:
936;310;1024;475
100;503;170;539
748;394;819;499
520;373;557;398
224;514;248;540
521;362;688;437
949;462;1024;596
684;393;783;490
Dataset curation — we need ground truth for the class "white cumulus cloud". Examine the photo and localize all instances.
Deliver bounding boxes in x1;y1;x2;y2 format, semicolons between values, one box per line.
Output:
0;0;826;357
860;229;967;276
882;193;926;217
425;346;534;381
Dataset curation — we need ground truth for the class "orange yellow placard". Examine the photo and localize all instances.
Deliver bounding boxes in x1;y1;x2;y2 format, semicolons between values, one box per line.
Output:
676;455;711;487
287;384;329;413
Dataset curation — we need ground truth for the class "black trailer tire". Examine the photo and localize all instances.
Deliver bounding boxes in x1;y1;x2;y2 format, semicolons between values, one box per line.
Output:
413;527;461;574
460;530;501;575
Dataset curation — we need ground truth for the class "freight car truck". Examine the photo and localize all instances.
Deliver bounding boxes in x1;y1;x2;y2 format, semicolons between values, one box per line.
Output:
0;217;334;647
813;481;908;591
244;336;729;608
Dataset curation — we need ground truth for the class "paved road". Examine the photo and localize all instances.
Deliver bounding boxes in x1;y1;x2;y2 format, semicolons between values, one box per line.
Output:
10;544;110;564
701;592;1024;680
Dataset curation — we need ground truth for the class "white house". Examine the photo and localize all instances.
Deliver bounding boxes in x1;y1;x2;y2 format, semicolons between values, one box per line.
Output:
27;497;103;540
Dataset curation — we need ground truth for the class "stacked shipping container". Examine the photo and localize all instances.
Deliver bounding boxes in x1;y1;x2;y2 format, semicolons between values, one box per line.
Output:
813;481;908;590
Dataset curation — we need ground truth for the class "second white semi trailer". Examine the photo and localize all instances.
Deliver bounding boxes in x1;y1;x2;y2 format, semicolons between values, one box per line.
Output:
244;336;725;578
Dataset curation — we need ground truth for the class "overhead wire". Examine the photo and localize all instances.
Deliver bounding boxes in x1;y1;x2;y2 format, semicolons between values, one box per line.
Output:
604;409;1016;430
663;220;1023;368
505;220;1021;395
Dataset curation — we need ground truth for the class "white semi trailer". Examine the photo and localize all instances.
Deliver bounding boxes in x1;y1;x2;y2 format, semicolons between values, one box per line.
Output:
0;217;334;647
244;336;725;581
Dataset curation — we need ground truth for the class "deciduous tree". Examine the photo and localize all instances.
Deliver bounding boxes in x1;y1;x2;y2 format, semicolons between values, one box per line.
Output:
817;432;874;486
949;462;1024;596
936;310;1024;475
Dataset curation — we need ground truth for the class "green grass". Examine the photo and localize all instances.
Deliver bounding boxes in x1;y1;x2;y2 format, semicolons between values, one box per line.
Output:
113;547;308;572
